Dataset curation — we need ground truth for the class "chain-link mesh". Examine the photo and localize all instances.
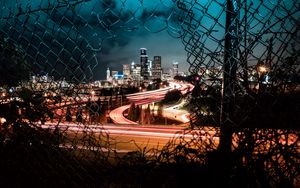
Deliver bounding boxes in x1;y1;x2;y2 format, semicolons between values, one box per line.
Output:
176;0;300;186
0;0;299;187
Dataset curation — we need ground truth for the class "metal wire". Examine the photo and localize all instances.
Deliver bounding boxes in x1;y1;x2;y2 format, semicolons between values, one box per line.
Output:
0;0;299;187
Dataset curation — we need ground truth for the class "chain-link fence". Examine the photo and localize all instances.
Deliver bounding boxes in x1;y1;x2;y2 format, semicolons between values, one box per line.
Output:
0;0;299;187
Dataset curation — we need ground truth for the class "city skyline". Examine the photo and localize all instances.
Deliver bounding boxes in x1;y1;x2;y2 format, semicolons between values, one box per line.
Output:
0;1;298;187
95;33;188;80
103;45;188;80
0;0;189;82
0;0;297;82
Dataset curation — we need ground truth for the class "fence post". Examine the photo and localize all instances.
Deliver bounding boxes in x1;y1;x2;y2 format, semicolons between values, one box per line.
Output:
219;0;239;155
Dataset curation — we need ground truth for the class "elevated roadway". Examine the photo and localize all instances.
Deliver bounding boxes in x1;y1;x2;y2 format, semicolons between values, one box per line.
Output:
109;82;193;125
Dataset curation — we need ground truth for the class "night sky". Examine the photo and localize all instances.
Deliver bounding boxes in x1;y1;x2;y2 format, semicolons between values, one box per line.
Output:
98;28;187;75
0;0;298;81
0;0;189;81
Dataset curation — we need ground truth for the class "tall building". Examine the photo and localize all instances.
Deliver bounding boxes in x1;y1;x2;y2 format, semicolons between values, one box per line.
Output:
148;60;152;77
131;62;141;81
140;48;149;80
106;67;110;81
152;56;162;80
172;62;179;77
123;64;130;78
131;61;135;74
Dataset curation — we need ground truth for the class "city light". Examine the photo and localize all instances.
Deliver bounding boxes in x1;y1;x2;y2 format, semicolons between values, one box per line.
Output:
0;117;6;124
258;65;268;73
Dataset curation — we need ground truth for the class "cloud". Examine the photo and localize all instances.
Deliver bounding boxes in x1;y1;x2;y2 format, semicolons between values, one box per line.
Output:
0;0;188;81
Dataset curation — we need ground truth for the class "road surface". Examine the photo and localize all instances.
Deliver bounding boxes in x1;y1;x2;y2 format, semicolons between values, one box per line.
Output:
40;122;298;155
41;122;192;151
109;81;194;124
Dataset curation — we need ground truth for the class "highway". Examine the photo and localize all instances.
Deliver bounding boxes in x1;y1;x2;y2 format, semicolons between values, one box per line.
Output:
162;99;190;123
41;81;220;152
109;104;138;125
109;81;194;124
40;122;298;155
41;122;192;151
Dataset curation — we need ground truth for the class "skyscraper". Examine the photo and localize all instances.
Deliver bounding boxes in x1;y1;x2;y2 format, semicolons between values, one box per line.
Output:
106;67;110;81
140;48;149;80
123;64;130;77
148;60;152;77
172;62;179;77
131;61;141;81
152;56;162;80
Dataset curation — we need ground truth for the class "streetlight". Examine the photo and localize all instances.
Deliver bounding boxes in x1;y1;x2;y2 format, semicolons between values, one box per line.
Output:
0;117;6;126
258;65;268;74
90;90;95;95
257;64;269;92
90;90;95;100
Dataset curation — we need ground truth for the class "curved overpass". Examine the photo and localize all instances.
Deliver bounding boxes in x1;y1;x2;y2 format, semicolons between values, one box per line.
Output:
109;82;194;125
109;104;138;125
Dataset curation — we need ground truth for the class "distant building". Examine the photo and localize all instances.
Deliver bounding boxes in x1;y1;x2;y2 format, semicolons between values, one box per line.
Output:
177;71;185;77
148;60;152;78
172;62;179;77
140;48;149;80
123;64;130;78
131;62;141;81
106;67;111;81
152;56;162;80
162;71;172;81
111;71;118;79
131;61;135;74
21;74;72;97
130;62;141;87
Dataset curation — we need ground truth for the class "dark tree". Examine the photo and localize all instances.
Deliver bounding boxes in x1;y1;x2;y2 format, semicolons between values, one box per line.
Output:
127;103;140;122
161;89;182;104
188;83;221;127
0;34;31;87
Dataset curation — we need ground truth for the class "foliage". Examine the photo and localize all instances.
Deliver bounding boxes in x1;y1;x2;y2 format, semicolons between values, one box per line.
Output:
147;78;162;91
0;0;299;187
86;98;103;123
161;89;182;105
0;88;52;124
174;74;199;84
127;103;140;122
187;82;221;126
234;91;300;129
0;34;31;87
